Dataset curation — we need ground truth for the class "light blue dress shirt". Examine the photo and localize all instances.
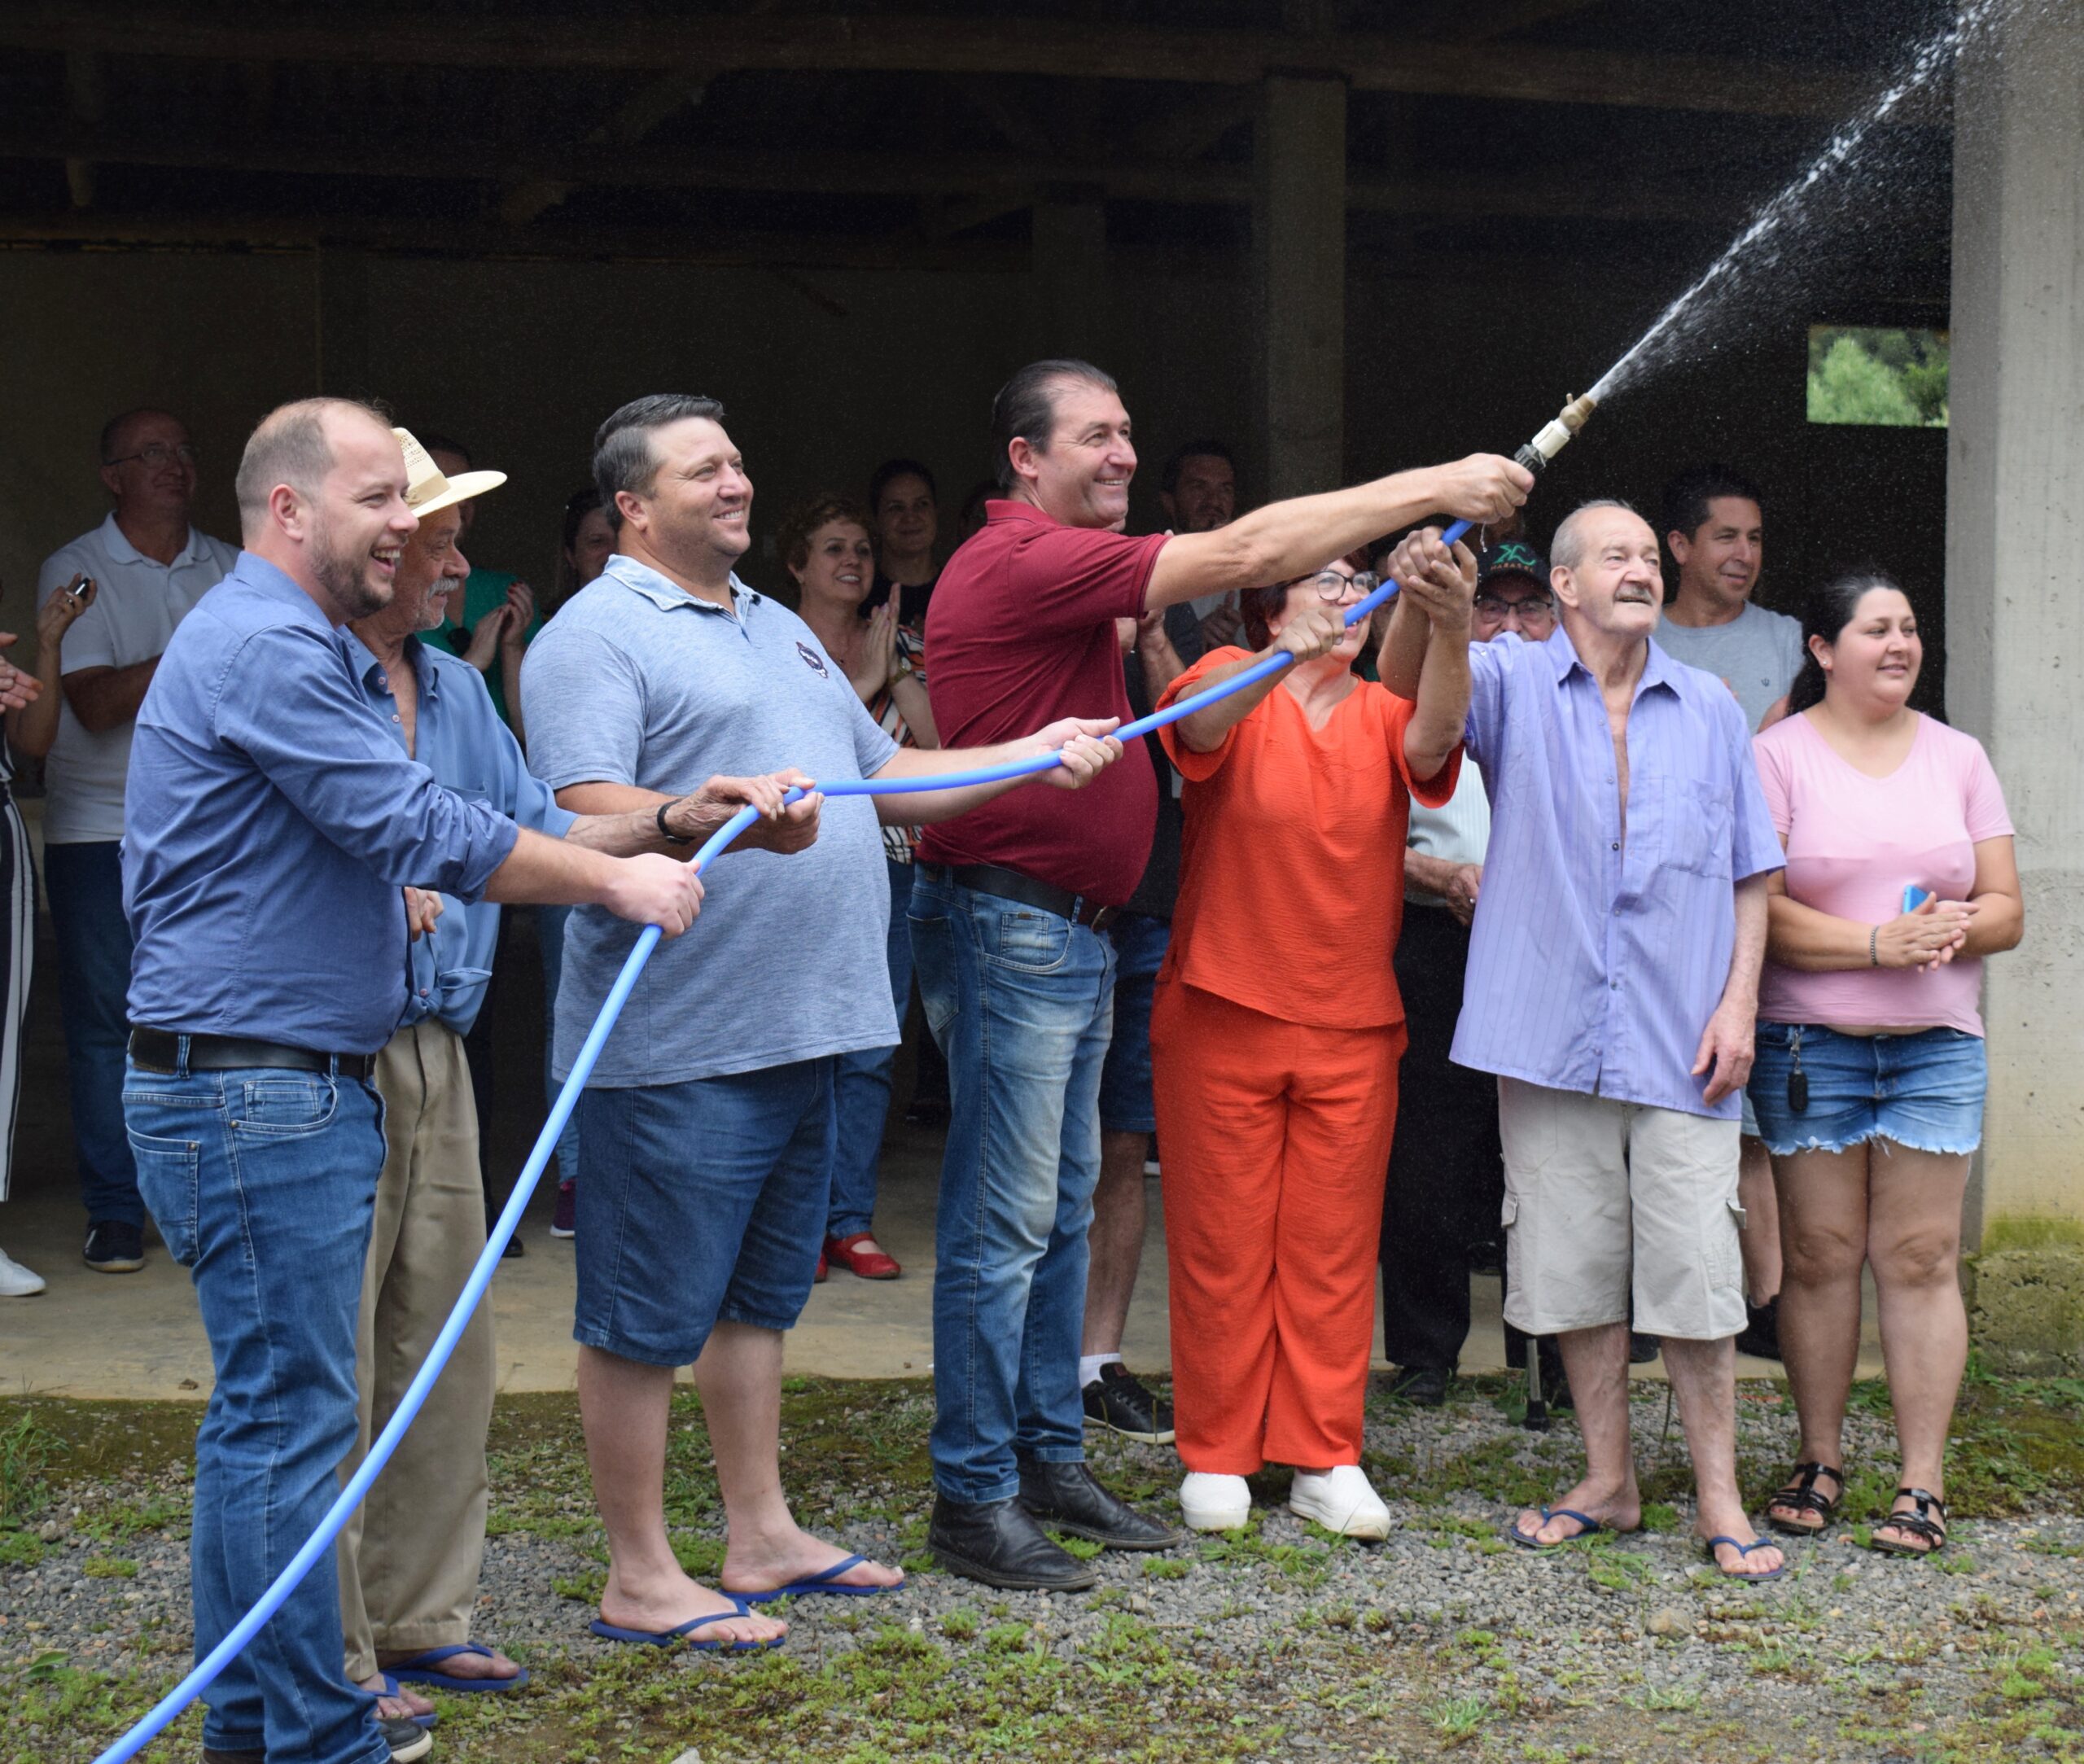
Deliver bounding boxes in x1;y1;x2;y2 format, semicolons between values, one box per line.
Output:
125;554;520;1053
1451;626;1782;1119
344;632;576;1039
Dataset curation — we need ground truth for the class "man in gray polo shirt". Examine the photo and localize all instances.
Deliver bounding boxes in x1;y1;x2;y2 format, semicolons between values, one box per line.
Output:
522;393;1122;1650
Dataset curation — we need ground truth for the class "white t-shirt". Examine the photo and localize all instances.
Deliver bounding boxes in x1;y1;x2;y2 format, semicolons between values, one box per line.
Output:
35;514;238;843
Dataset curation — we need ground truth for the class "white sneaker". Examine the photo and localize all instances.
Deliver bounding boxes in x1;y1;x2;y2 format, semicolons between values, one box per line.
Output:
0;1245;46;1297
1289;1464;1392;1540
1180;1472;1251;1532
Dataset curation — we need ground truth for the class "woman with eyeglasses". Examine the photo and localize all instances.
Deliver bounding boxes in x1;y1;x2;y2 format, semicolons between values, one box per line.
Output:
1150;550;1474;1537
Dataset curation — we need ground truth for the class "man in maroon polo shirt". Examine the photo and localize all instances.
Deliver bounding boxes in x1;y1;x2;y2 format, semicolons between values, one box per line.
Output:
913;357;1530;1591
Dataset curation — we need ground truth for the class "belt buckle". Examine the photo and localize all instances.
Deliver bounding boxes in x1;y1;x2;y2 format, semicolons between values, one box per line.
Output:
1088;904;1118;933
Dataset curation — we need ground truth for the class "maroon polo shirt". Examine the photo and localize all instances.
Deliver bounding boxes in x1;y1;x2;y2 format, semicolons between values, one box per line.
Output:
918;500;1164;907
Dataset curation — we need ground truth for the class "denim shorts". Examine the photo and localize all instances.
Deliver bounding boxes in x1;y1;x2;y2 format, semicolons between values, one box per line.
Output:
1748;1022;1986;1158
574;1057;834;1366
1098;911;1170;1136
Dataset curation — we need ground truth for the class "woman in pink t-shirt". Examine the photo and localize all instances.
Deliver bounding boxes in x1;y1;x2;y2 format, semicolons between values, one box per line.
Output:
1746;571;2022;1561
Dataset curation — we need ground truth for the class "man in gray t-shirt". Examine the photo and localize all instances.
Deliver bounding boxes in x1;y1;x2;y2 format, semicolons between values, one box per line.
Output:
520;394;1123;1652
1654;463;1799;1365
1654;463;1804;733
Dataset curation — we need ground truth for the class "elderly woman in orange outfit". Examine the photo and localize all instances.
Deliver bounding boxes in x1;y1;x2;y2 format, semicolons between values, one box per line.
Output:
1152;543;1476;1537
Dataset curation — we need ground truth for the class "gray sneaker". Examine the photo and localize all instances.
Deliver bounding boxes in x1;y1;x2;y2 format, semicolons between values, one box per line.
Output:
382;1714;433;1762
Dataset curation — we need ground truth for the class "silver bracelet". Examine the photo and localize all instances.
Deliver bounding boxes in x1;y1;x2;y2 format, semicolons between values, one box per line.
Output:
1868;926;1880;968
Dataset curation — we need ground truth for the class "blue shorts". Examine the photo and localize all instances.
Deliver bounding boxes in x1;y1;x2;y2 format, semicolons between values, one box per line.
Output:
1748;1022;1986;1158
1098;911;1170;1135
574;1058;835;1365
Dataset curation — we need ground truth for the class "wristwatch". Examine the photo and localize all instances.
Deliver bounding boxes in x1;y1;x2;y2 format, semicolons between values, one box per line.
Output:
655;799;694;847
890;656;917;685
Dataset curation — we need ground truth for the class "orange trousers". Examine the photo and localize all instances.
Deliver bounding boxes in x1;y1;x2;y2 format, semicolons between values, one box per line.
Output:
1150;980;1403;1473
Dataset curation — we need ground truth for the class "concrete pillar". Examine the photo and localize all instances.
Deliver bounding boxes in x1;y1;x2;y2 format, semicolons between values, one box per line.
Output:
1031;195;1108;362
1945;0;2084;1371
1252;73;1346;501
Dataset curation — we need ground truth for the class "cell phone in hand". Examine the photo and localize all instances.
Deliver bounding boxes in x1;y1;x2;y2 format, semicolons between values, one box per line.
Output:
68;576;95;602
1902;885;1931;913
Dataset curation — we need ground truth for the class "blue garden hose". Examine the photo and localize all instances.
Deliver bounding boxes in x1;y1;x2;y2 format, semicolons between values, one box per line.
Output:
94;521;1469;1763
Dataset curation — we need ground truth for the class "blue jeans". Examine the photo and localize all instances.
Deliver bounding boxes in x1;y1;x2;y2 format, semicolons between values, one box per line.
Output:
909;872;1116;1504
828;859;913;1239
1097;910;1170;1136
124;1052;390;1764
537;905;582;1186
46;841;141;1226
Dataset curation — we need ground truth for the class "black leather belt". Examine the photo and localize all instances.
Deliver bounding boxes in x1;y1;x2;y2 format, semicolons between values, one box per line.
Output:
128;1028;377;1082
917;862;1119;931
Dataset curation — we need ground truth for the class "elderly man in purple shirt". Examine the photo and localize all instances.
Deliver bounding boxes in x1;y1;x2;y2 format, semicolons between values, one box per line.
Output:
1390;501;1784;1582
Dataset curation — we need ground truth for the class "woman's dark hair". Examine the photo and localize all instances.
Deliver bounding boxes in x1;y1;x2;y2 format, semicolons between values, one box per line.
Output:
868;457;937;510
561;485;602;554
988;359;1117;492
1786;567;1909;714
1240;575;1323;650
775;493;875;580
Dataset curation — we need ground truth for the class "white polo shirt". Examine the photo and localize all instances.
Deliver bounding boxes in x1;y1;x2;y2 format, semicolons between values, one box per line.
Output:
35;513;238;843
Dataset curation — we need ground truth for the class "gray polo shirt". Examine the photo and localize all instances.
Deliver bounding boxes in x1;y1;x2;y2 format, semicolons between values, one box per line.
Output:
521;555;900;1086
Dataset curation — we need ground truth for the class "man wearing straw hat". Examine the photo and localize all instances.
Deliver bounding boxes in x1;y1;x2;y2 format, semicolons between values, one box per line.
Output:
123;397;707;1764
333;431;816;1727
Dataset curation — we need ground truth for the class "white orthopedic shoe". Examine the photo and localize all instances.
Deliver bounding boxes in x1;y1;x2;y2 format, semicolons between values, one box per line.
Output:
1179;1472;1252;1532
1289;1464;1392;1540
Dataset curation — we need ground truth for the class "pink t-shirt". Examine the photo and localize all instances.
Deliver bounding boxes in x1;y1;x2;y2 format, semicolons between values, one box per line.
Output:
1753;711;2013;1035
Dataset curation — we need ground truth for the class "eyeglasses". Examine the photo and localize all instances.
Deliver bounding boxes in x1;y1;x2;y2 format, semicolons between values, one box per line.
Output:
1310;569;1377;602
1474;592;1554;620
105;442;199;470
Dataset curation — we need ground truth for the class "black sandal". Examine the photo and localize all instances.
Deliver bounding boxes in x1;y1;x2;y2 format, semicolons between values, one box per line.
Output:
1765;1461;1844;1537
1870;1487;1948;1557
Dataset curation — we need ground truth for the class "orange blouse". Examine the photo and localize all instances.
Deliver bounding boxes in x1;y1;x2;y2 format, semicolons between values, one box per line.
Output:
1156;649;1460;1030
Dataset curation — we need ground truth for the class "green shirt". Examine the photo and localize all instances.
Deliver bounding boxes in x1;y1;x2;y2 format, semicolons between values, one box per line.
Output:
422;568;544;729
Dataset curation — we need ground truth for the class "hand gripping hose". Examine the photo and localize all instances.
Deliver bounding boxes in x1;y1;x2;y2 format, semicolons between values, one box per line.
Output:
94;519;1469;1763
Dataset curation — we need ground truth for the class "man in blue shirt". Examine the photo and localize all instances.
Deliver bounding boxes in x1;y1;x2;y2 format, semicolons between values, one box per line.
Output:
124;398;705;1764
333;431;812;1725
523;394;1123;1652
1390;503;1785;1583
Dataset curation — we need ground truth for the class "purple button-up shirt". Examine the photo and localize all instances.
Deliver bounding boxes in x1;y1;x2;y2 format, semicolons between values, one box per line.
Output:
1451;625;1781;1119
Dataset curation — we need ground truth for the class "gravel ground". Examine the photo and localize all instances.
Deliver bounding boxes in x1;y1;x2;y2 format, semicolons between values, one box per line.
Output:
6;1379;2083;1762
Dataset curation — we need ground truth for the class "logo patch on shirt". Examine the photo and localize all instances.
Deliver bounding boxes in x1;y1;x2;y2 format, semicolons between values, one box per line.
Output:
796;641;830;678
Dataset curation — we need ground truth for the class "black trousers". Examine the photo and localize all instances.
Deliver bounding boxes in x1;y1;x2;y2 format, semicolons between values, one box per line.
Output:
1379;902;1504;1373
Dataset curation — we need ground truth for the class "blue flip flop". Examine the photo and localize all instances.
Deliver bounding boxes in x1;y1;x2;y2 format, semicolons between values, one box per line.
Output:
374;1674;436;1730
1702;1534;1789;1582
1507;1507;1606;1550
729;1554;904;1605
385;1643;530;1692
588;1609;786;1652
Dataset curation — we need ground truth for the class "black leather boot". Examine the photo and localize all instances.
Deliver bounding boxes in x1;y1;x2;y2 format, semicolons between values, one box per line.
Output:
928;1493;1099;1591
1018;1459;1184;1550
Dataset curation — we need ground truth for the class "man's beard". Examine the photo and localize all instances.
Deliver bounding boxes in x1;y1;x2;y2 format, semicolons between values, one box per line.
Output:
311;509;392;619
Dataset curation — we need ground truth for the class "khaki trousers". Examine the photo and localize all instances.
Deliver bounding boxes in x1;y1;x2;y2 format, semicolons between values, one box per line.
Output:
336;1020;495;1680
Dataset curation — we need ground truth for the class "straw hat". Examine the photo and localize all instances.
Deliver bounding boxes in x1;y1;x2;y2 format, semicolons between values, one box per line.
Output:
394;427;506;516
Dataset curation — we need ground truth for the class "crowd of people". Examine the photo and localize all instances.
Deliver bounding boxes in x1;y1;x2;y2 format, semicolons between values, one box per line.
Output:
0;361;2023;1764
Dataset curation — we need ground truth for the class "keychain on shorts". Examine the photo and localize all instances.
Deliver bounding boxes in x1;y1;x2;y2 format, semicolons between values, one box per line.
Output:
1787;1025;1808;1114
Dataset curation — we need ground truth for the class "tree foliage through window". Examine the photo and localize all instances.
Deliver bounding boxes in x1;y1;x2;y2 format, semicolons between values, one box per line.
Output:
1807;326;1949;427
